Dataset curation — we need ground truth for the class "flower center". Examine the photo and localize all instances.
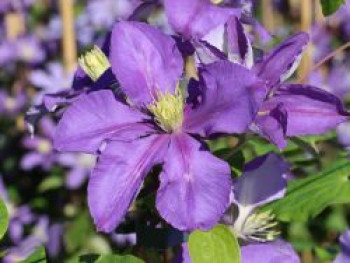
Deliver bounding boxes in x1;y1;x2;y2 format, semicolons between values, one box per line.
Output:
148;88;184;133
79;45;111;81
241;210;280;242
37;139;52;154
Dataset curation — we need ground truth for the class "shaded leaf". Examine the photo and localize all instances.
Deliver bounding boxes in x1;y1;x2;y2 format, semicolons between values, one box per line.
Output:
20;246;47;263
320;0;345;16
262;160;350;222
0;197;8;240
189;224;240;263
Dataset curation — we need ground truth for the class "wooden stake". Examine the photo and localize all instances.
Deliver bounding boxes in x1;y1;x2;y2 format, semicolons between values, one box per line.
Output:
59;0;77;73
5;13;25;40
262;0;275;33
314;0;324;23
297;0;313;82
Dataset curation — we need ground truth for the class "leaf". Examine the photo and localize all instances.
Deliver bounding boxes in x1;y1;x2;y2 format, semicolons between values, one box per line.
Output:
65;211;94;253
214;149;245;177
320;0;345;16
38;175;63;193
21;246;47;263
262;160;350;222
77;254;144;263
0;197;8;240
188;224;241;263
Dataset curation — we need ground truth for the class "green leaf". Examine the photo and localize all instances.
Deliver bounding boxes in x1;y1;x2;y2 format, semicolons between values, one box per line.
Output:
320;0;345;16
38;175;63;193
188;224;241;263
20;246;47;263
262;160;350;222
0;197;8;240
65;211;94;253
77;254;144;263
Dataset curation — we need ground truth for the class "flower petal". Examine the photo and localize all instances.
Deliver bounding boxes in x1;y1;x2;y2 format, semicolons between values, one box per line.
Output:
164;0;241;40
226;16;253;68
268;84;349;136
156;134;231;231
252;104;288;149
254;32;309;86
88;135;169;232
335;230;350;263
184;61;267;137
54;90;150;154
110;21;183;106
233;153;289;207
241;240;300;263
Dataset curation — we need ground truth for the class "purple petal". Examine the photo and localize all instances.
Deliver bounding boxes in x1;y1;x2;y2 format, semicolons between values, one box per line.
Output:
66;168;87;189
156;134;231;231
9;221;23;244
254;32;309;86
337;122;350;148
21;153;44;170
164;0;241;39
110;21;183;106
233;153;289;207
241;240;300;263
252;104;288;149
184;61;267;137
173;243;191;263
334;230;350;263
226;16;253;67
268;84;349;137
54;90;149;154
88;135;169;232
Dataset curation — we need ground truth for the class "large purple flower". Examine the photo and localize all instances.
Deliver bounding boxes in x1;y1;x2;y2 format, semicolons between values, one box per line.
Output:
54;21;265;232
206;20;349;148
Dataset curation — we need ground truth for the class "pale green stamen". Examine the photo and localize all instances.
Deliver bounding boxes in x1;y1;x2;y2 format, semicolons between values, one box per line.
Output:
243;210;280;242
78;45;111;81
148;87;184;133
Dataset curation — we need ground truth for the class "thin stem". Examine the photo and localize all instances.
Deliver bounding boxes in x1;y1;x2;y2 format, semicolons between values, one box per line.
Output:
300;41;350;83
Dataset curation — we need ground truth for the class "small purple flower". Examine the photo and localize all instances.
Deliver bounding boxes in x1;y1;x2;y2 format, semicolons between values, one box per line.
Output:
21;117;60;171
15;35;46;65
3;217;49;263
334;230;350;263
0;89;26;117
54;21;265;232
0;177;35;245
29;62;73;105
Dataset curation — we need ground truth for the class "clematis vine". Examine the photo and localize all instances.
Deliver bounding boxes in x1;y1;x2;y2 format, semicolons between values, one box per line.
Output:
54;21;266;232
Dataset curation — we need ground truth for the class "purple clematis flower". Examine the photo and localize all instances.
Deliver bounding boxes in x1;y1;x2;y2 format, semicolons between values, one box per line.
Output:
54;21;265;232
334;230;350;263
223;153;289;242
224;153;300;262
